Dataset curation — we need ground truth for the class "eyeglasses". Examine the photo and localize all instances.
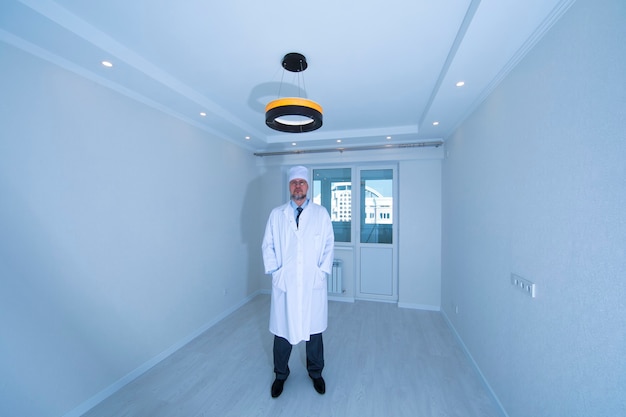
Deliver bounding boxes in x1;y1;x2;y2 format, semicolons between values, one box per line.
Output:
290;180;307;187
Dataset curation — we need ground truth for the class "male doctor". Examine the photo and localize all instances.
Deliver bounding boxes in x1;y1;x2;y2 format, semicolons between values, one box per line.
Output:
262;165;335;398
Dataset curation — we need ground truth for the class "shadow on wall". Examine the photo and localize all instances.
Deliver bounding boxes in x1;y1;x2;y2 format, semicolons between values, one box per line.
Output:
240;167;284;364
240;168;277;297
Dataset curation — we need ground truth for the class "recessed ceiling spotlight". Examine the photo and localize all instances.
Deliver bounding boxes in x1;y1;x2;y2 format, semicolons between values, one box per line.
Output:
292;142;297;146
337;139;342;143
200;112;207;117
101;60;113;68
386;136;392;140
456;81;465;87
245;136;251;140
433;121;440;126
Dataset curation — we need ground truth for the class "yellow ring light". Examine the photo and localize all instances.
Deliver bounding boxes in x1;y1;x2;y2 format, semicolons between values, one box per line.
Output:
265;97;323;133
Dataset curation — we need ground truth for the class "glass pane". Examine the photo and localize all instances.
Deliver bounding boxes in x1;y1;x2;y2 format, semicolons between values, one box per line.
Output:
360;169;393;244
313;168;352;242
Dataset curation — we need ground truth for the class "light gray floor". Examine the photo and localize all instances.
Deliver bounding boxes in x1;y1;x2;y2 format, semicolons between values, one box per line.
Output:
83;295;503;417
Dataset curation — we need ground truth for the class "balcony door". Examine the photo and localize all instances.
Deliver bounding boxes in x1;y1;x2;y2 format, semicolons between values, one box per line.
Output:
356;167;397;301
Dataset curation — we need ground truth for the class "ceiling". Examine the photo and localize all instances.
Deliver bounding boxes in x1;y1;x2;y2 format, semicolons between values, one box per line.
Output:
0;0;574;155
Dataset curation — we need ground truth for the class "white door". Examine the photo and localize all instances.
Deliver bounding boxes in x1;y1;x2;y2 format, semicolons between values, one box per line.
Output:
356;167;397;301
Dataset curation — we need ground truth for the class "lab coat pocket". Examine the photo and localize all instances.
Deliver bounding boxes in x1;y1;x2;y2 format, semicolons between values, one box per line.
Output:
272;269;287;292
313;267;327;290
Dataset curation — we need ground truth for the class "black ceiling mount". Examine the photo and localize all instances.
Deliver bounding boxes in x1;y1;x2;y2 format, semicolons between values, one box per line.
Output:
282;52;308;72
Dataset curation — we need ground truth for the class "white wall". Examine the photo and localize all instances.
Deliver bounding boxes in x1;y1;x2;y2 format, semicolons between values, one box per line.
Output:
398;159;441;310
0;43;264;417
441;0;626;416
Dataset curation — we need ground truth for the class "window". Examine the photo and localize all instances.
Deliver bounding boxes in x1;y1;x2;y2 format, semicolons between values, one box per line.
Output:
360;169;393;244
313;168;352;242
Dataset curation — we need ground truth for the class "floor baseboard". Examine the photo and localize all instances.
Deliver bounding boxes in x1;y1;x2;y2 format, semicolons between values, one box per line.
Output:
441;310;510;417
63;290;264;417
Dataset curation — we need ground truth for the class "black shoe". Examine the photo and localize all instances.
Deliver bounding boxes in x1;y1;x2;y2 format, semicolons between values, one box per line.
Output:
271;378;285;398
310;376;326;394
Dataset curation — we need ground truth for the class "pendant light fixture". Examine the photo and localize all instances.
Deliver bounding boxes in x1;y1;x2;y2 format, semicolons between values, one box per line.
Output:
265;53;323;133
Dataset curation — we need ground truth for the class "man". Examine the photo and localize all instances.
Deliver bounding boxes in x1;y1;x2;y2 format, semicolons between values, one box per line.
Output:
261;165;335;398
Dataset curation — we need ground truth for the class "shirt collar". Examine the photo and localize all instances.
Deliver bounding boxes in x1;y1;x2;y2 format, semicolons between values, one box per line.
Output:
290;199;309;211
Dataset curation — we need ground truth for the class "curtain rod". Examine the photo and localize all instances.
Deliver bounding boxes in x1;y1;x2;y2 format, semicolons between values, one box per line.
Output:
253;140;444;157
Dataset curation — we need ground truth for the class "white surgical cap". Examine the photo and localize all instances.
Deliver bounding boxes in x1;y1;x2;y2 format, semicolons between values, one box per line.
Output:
288;166;308;183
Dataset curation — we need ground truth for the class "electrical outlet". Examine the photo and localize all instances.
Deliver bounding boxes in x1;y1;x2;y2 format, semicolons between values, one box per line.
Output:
510;273;536;298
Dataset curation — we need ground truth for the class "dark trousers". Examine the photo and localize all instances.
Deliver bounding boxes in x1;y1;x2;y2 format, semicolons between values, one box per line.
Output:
273;333;324;380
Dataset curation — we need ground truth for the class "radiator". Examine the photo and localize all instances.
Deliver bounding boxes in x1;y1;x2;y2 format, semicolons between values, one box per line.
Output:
328;260;343;294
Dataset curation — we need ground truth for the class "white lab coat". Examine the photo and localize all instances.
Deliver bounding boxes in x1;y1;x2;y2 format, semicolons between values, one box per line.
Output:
262;200;334;345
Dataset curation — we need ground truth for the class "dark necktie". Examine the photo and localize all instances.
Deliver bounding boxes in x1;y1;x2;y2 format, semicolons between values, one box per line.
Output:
296;207;303;227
